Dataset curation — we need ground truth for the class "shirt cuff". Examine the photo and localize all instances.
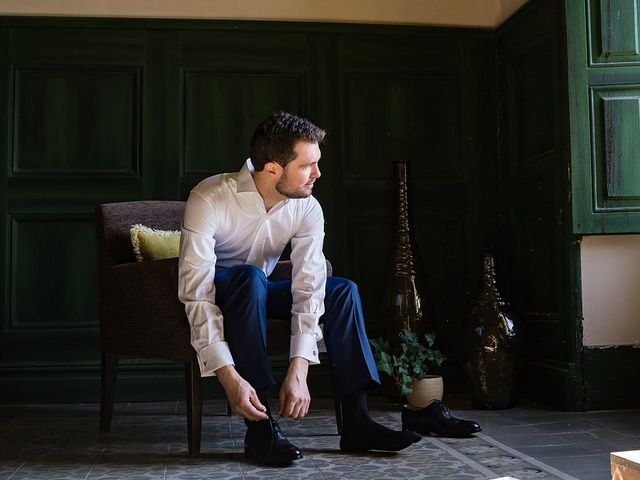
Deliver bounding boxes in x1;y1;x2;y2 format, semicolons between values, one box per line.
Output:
196;342;234;377
290;334;320;365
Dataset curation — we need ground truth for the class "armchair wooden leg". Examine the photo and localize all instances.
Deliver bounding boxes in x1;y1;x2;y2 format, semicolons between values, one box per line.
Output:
328;365;343;434
185;360;203;456
100;352;118;433
334;398;343;435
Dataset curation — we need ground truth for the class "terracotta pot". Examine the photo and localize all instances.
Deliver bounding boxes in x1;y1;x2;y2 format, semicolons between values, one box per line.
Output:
406;375;443;408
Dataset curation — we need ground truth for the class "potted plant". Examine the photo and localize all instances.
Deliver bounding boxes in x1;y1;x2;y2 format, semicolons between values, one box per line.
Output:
370;329;446;408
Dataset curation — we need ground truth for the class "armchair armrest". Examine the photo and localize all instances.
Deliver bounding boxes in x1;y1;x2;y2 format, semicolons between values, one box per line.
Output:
99;258;334;360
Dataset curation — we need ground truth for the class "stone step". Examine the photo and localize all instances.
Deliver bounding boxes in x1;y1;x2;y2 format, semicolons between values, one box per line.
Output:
612;450;640;480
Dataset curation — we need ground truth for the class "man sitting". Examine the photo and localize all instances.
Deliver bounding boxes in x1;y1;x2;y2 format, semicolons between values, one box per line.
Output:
178;112;422;466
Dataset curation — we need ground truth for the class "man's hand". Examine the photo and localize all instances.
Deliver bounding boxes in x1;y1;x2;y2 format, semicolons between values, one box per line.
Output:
278;357;310;419
215;365;268;421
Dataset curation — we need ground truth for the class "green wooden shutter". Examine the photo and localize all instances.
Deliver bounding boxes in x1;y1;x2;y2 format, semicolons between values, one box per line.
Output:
568;0;640;233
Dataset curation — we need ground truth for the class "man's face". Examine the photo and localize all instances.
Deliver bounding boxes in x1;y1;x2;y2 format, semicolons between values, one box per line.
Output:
275;141;321;199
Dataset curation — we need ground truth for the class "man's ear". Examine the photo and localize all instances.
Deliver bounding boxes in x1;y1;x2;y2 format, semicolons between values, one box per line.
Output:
265;161;281;176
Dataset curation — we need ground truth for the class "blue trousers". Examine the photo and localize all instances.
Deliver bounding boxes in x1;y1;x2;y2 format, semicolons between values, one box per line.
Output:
214;264;380;399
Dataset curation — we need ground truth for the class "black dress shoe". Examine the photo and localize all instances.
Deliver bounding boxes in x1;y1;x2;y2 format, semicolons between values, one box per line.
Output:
244;414;303;466
402;400;481;438
340;426;421;452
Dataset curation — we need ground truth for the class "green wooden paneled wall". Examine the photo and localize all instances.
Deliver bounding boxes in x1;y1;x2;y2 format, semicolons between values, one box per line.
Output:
0;17;498;403
568;0;640;234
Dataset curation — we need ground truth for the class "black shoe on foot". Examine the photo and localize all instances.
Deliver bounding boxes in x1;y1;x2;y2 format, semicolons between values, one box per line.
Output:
340;418;421;453
244;414;303;466
402;400;481;438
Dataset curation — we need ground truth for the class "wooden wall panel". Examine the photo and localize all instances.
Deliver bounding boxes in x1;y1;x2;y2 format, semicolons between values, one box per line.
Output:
582;346;640;409
589;0;640;65
510;37;555;164
178;30;309;70
571;0;640;232
346;217;391;339
9;28;145;65
9;215;98;328
513;200;560;313
498;0;581;408
183;72;302;175
179;29;310;196
13;68;140;176
591;86;640;209
413;216;467;352
344;74;462;180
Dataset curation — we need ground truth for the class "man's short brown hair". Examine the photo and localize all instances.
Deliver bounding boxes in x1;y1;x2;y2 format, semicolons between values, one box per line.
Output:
250;112;326;171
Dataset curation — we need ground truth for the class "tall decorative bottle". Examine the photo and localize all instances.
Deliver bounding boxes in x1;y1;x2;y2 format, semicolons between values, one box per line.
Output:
384;160;432;342
463;254;521;409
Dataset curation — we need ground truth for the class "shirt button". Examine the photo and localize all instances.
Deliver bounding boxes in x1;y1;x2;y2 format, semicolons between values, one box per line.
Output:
313;351;317;356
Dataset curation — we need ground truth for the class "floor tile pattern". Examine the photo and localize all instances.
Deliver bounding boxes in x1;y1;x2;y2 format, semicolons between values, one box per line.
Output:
0;398;638;480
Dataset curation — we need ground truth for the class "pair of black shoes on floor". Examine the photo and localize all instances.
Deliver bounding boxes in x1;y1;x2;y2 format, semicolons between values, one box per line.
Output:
245;410;422;466
401;399;481;438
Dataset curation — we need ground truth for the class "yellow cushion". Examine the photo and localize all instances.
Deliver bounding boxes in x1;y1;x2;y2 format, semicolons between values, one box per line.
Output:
130;224;181;262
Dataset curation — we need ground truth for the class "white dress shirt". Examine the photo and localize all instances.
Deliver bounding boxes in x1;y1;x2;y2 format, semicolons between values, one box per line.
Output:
178;159;327;377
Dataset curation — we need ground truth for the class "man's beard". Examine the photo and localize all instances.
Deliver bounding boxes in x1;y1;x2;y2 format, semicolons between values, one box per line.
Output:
275;171;312;199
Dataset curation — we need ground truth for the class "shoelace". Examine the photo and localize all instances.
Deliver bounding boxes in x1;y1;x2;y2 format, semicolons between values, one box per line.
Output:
269;414;286;439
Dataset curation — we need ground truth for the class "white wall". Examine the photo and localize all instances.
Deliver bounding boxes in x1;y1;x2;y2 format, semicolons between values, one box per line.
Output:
581;235;640;347
0;0;529;28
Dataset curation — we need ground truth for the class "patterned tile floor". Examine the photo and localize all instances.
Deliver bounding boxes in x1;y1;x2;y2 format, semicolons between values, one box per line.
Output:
0;396;638;480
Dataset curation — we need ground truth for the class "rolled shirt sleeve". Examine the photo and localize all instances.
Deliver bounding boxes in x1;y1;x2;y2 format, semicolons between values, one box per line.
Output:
178;191;234;376
289;197;327;365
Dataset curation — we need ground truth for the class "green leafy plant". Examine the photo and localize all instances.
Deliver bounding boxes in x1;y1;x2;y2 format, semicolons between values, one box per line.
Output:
369;329;446;396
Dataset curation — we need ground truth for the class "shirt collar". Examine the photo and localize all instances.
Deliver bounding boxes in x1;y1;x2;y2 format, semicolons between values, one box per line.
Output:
237;158;290;211
237;159;259;193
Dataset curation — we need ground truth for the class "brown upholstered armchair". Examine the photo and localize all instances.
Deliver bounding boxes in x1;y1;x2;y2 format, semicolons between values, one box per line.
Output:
95;200;338;457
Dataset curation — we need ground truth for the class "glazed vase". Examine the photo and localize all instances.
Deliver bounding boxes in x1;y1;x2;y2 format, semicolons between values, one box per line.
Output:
463;254;521;409
384;160;432;342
